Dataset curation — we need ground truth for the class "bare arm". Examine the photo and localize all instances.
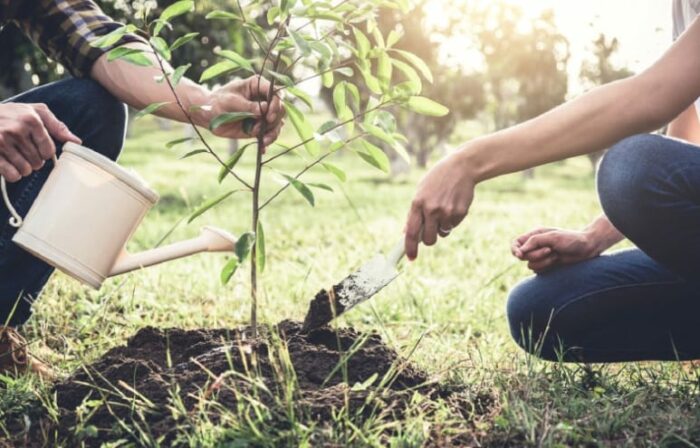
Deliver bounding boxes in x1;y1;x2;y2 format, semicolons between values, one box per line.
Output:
90;43;283;145
667;103;700;143
404;17;700;260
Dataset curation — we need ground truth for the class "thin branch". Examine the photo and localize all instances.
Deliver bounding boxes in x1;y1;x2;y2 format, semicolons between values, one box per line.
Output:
259;133;364;210
262;100;393;165
236;0;264;50
149;43;254;190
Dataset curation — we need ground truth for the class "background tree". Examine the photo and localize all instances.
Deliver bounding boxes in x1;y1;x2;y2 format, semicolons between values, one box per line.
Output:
580;33;634;168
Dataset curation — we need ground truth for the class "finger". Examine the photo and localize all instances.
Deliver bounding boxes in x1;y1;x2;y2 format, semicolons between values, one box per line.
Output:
0;154;21;182
405;202;424;261
250;75;272;99
34;104;81;144
515;228;553;247
266;94;282;124
422;209;439;247
529;255;559;273
263;127;281;147
28;121;56;161
5;146;32;177
520;233;555;254
511;241;525;259
523;246;552;262
15;134;43;169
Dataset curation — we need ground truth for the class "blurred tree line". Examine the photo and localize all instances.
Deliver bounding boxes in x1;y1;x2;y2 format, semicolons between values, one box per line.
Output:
0;0;633;170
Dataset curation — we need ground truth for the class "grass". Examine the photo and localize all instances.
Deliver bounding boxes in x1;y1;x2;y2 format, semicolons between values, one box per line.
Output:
3;116;700;446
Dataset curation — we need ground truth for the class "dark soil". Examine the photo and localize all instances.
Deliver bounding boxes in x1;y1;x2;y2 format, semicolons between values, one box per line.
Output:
301;285;346;332
8;321;495;446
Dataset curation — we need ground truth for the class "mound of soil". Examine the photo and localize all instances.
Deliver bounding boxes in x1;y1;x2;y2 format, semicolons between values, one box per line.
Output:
11;321;495;446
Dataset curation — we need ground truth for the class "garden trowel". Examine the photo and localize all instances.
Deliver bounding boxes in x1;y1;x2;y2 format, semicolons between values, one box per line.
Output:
302;238;405;332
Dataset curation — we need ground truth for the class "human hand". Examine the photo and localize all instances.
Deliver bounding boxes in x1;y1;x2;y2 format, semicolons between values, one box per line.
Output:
404;150;476;260
0;103;81;182
204;75;284;147
511;227;601;273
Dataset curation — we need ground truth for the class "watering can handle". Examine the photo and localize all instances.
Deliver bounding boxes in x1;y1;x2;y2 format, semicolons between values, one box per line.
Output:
1;155;58;228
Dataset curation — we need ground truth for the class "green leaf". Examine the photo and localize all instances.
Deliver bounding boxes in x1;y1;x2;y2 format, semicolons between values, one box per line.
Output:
92;26;127;48
332;81;348;117
282;174;315;206
318;120;338;134
353;28;370;59
267;6;280;25
220;257;239;285
406;96;449;117
160;0;194;22
377;52;392;88
363;123;395;145
391;49;433;83
256;221;266;273
133;101;169;120
387;29;402;48
358;65;381;95
165;137;193;149
107;47;152;67
288;28;311;56
180;149;208;159
218;143;253;183
321;70;334;89
235;232;255;262
170;32;199;51
267;70;294;87
346;83;361;111
286;87;313;110
149;36;171;61
392;141;411;163
321;162;347;182
170;63;190;86
215;49;255;73
283;101;320;156
199;61;238;82
188;190;236;223
357;140;390;173
120;51;153;67
210;112;256;130
308;182;333;192
391;59;421;94
205;10;241;20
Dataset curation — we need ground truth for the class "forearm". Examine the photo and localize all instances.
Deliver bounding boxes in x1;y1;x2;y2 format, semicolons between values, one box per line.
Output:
583;215;624;255
462;75;674;183
90;43;211;126
460;17;700;183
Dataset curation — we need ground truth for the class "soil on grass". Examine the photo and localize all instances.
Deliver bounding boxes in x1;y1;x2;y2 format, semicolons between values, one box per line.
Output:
8;320;496;446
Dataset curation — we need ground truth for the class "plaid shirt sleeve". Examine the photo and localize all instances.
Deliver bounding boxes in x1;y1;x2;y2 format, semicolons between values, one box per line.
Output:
7;0;146;78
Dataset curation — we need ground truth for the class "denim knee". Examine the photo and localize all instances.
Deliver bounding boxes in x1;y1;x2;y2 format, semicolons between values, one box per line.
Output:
63;78;127;161
597;134;664;236
506;277;557;359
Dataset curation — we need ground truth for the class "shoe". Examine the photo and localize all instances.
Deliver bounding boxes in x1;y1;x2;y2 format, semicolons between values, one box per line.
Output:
0;326;55;381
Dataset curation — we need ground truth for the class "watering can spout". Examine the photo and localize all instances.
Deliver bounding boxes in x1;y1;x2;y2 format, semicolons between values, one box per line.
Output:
110;226;237;277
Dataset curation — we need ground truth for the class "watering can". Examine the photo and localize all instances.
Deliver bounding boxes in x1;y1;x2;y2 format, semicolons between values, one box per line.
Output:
0;142;237;289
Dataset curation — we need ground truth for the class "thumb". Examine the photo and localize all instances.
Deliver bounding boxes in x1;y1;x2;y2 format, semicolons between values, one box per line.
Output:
520;233;554;254
36;106;81;144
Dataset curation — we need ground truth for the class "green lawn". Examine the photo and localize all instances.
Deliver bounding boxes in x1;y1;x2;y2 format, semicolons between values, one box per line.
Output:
3;117;700;446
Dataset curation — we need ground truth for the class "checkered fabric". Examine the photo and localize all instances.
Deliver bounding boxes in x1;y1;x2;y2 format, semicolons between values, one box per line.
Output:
1;0;145;77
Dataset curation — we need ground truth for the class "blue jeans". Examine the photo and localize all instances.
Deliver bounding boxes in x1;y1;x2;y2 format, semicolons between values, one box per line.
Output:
508;134;700;362
0;78;126;326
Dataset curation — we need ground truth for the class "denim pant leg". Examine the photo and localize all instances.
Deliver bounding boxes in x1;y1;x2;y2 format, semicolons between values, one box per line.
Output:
507;249;700;362
507;134;700;362
0;78;127;327
598;134;700;279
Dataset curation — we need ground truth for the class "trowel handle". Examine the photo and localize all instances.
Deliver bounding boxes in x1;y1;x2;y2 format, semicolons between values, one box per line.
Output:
387;238;406;267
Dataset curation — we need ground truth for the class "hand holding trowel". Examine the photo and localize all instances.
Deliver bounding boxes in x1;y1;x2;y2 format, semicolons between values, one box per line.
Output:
302;238;406;332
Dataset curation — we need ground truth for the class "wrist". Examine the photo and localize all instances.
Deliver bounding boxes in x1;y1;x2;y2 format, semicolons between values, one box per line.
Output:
455;138;495;184
182;83;214;128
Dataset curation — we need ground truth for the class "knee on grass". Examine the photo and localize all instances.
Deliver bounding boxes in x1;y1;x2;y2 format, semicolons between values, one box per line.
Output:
506;278;567;361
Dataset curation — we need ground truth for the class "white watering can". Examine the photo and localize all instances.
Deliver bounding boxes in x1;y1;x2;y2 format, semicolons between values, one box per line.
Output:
0;142;237;289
